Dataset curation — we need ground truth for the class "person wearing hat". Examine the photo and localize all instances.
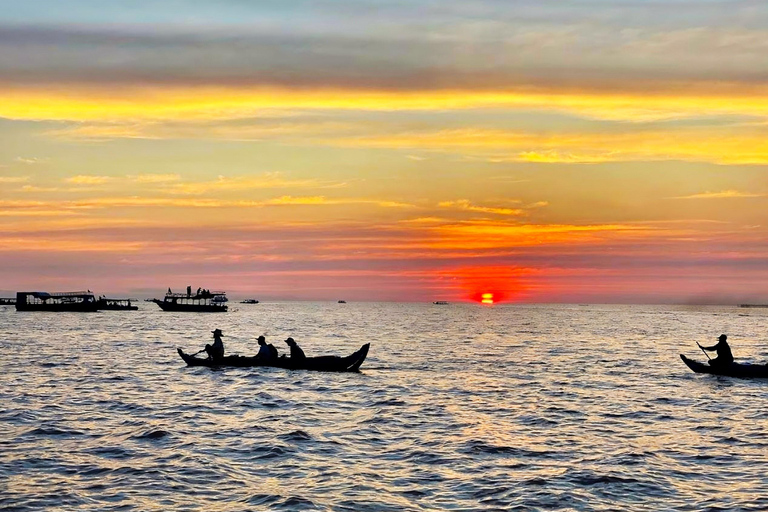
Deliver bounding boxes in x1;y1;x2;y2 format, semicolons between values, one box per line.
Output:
255;335;273;360
698;334;734;368
285;337;306;362
205;328;225;361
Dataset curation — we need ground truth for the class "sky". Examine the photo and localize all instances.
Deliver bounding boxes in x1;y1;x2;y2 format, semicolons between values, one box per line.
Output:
2;0;768;303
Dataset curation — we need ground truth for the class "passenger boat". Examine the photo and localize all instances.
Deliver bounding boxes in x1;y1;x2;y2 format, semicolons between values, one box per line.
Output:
433;301;449;305
0;297;15;305
338;300;346;303
15;291;99;312
153;288;228;312
240;299;259;304
96;298;138;311
178;343;370;372
680;354;768;378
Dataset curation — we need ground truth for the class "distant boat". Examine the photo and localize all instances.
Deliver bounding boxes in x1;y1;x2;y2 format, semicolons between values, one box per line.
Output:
433;301;449;305
338;300;347;303
15;291;99;312
0;297;15;305
153;288;228;312
739;304;768;308
96;298;138;311
240;299;259;304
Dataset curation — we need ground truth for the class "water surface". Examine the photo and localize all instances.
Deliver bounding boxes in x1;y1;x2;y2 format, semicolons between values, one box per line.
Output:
2;303;768;511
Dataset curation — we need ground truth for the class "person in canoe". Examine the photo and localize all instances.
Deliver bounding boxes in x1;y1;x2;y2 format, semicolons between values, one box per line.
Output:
255;335;277;360
204;328;225;362
285;337;306;362
698;334;734;368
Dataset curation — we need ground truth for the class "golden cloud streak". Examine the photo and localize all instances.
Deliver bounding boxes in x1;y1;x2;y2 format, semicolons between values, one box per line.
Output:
332;128;768;165
673;190;767;199
5;85;768;123
438;199;526;216
167;174;345;195
65;175;113;185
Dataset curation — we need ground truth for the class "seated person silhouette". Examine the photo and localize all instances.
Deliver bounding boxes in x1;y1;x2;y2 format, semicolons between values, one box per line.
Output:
698;334;734;368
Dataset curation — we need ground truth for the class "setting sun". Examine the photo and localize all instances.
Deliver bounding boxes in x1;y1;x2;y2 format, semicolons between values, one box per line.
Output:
481;293;494;304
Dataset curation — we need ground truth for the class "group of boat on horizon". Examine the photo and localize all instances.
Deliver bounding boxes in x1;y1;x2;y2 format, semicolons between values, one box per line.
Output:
6;287;240;313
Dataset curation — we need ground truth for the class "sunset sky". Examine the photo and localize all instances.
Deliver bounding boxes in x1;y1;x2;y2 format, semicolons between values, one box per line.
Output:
2;0;768;303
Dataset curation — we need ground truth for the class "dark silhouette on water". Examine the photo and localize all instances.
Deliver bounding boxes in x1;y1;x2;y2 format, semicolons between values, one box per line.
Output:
178;338;369;372
698;334;734;368
285;337;306;362
680;334;768;378
256;335;278;360
203;329;225;361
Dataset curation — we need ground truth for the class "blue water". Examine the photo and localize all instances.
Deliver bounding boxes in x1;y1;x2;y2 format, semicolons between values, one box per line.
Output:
2;303;768;511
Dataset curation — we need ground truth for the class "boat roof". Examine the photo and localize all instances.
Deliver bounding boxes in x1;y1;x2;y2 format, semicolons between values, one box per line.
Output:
19;291;94;298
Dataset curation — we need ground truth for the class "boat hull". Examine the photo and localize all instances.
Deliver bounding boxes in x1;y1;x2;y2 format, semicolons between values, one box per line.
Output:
680;354;768;378
178;343;370;372
153;299;227;312
15;302;99;312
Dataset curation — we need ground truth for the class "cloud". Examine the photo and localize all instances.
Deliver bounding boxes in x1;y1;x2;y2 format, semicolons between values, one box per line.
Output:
167;173;347;195
15;157;47;164
0;176;30;183
673;190;767;200
329;127;768;165
65;175;113;185
130;173;181;183
438;199;526;216
4;14;768;93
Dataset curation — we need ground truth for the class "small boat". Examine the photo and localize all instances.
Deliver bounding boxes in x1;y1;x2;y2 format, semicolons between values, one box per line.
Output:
178;343;370;372
433;301;449;305
0;297;15;305
680;354;768;378
338;300;346;303
240;299;259;304
153;288;228;312
15;291;99;312
97;298;138;311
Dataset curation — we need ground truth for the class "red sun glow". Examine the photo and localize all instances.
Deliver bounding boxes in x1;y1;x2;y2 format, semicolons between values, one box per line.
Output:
481;293;494;304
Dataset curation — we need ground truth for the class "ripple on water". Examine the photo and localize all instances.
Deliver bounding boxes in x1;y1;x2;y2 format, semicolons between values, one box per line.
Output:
130;429;172;441
4;304;768;511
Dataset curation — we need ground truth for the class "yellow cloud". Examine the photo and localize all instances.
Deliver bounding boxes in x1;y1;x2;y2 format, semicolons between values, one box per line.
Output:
438;199;526;216
674;190;766;199
332;128;768;165
6;84;768;124
168;174;345;195
65;175;113;185
0;176;29;183
130;173;182;183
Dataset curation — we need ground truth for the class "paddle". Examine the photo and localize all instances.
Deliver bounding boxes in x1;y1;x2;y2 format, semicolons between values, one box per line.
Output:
696;342;712;361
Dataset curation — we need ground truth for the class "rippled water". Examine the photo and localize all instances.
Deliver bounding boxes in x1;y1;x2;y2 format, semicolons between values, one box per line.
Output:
2;302;768;511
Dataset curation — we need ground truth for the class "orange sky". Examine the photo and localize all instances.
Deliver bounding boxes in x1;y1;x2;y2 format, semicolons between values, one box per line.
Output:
2;1;768;303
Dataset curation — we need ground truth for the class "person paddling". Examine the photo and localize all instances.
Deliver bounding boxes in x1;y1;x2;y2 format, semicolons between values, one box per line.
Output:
698;334;734;368
205;328;225;361
285;337;306;362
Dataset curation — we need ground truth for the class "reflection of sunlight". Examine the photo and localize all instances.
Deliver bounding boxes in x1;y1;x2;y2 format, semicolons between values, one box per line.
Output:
481;293;494;305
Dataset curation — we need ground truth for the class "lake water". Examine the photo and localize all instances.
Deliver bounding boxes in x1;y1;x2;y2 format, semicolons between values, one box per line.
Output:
2;302;768;511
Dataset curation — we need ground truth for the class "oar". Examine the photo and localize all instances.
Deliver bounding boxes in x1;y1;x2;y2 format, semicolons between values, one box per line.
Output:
696;342;712;361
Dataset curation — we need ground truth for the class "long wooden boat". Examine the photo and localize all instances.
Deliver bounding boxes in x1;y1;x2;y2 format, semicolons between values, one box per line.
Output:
178;343;370;372
153;289;228;312
680;354;768;378
15;291;99;312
